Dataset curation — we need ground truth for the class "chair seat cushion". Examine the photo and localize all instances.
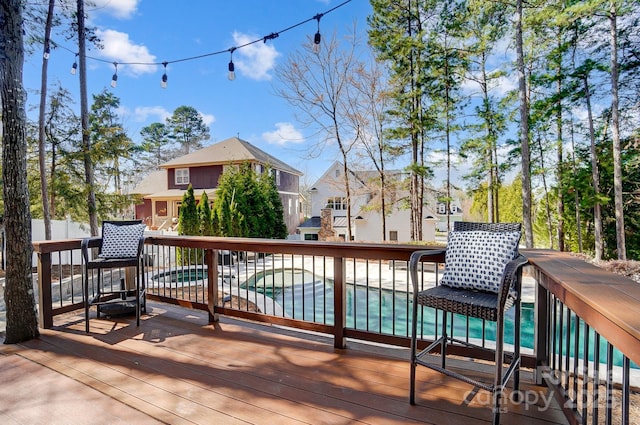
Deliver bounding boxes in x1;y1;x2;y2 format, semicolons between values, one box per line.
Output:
417;285;513;321
99;222;146;259
439;230;521;294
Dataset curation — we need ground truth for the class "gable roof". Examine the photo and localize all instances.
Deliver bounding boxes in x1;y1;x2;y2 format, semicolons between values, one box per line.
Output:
310;161;369;192
131;169;167;195
160;136;302;176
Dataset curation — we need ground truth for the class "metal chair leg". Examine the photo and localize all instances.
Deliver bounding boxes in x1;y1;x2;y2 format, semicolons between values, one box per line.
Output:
409;286;419;405
84;269;90;333
441;311;448;369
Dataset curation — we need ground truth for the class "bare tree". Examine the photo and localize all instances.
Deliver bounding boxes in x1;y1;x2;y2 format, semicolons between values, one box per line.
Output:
516;0;534;248
77;0;98;235
276;28;360;240
37;0;55;240
1;0;40;343
348;57;394;240
609;2;626;260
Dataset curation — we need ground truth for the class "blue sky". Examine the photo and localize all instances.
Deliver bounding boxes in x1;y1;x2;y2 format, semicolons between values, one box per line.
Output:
23;0;372;185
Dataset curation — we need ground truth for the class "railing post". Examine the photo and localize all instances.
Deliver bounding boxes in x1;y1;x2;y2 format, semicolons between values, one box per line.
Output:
206;249;219;323
534;268;549;384
36;251;53;329
333;256;346;349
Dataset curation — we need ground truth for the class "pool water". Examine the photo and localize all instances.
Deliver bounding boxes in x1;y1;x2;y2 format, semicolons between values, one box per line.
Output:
151;268;207;284
241;268;635;369
241;268;534;347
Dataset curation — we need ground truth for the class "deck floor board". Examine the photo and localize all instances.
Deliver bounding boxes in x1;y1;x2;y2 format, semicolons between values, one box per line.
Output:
0;302;568;425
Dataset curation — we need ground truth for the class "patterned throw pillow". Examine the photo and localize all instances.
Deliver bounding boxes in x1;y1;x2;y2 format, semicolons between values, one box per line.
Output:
98;223;146;259
439;230;521;294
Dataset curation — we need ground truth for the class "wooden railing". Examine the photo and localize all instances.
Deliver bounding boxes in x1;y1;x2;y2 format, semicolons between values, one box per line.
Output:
526;250;640;425
32;236;640;424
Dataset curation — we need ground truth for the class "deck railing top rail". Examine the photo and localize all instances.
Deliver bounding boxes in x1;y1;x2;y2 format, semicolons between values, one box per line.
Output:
524;249;640;366
33;235;447;261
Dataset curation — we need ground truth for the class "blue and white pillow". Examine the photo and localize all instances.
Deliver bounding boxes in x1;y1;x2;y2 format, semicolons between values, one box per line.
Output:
439;230;521;294
99;223;146;259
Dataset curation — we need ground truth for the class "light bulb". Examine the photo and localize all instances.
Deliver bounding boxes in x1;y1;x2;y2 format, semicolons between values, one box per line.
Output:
228;61;235;81
313;32;321;54
43;47;50;59
70;62;78;75
111;74;118;88
160;62;168;88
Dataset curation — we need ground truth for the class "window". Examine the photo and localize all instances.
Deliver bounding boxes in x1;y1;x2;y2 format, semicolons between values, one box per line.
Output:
255;163;263;174
175;168;189;185
389;231;398;241
269;169;281;186
326;197;347;210
223;164;239;174
156;201;168;217
304;233;319;241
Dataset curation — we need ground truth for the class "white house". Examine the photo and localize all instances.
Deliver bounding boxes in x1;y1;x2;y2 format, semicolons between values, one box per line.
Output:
298;161;439;243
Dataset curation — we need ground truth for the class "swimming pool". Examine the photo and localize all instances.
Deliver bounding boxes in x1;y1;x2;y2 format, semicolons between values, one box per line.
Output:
240;268;534;346
241;267;635;369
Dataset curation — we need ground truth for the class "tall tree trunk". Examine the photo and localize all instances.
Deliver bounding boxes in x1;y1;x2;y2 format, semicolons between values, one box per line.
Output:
339;142;353;241
1;0;40;343
480;51;497;223
77;0;98;235
38;0;55;240
584;75;603;260
555;35;565;252
493;141;500;222
570;123;583;253
536;136;554;249
516;0;533;247
609;3;625;260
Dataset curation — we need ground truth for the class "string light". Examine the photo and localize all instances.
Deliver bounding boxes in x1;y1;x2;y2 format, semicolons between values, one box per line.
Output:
161;62;168;88
48;0;351;87
70;54;78;75
263;32;279;43
227;48;236;81
313;13;323;54
43;45;50;60
110;62;118;88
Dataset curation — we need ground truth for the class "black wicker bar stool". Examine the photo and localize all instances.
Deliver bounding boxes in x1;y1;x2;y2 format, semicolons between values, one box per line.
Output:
409;221;528;425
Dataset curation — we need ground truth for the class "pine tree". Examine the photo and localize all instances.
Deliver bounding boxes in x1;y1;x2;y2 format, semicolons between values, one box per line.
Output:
1;0;40;343
177;184;199;264
213;163;287;239
262;170;288;239
198;191;213;236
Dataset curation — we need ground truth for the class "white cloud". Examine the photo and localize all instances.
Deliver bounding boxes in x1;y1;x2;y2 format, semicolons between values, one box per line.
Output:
461;71;517;98
96;29;156;75
488;74;517;96
262;123;304;145
133;106;171;122
232;32;280;81
200;112;216;126
131;106;214;126
90;0;139;19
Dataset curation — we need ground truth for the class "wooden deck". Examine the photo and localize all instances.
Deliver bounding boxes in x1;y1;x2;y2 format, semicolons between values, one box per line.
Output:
0;302;568;425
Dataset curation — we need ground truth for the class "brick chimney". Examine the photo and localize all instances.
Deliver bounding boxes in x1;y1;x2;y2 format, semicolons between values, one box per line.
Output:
318;208;335;241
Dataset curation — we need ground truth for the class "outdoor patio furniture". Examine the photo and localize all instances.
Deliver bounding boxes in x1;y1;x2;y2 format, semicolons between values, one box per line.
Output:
409;221;528;425
82;220;147;333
